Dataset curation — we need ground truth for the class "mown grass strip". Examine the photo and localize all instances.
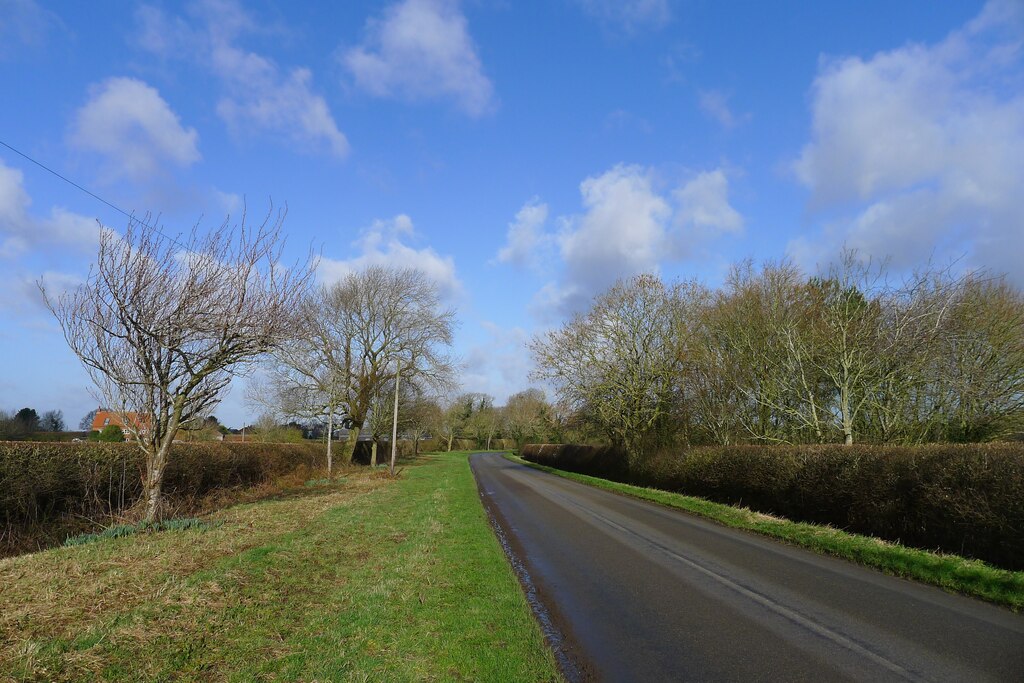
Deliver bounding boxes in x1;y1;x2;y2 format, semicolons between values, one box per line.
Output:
0;453;559;681
505;453;1024;610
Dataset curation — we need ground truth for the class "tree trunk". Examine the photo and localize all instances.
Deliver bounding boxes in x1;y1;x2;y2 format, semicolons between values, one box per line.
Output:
446;431;454;452
414;434;420;456
841;384;854;445
142;441;172;523
486;434;492;450
340;425;361;464
371;440;378;467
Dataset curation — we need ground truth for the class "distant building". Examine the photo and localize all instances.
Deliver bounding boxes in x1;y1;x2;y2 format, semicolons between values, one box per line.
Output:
90;409;149;435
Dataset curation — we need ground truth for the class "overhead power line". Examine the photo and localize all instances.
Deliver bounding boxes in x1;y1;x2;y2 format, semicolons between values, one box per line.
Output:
0;137;186;251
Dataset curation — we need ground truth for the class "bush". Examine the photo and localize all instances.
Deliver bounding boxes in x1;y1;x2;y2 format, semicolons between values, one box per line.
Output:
0;441;327;532
521;442;1024;570
96;425;125;442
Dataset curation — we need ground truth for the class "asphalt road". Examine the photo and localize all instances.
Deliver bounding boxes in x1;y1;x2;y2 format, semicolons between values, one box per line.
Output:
470;453;1024;682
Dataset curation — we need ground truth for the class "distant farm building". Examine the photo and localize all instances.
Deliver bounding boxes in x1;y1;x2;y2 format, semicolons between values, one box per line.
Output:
90;409;149;435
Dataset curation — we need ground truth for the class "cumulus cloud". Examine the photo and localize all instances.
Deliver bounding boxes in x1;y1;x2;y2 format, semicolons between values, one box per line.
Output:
503;164;742;317
673;169;744;242
556;165;671;310
0;158;101;258
342;0;495;117
135;0;349;157
790;0;1024;281
496;199;549;268
575;0;671;34
317;214;461;298
70;77;200;180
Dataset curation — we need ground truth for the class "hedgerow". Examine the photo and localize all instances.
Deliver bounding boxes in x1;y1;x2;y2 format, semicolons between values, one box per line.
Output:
0;440;326;530
521;442;1024;570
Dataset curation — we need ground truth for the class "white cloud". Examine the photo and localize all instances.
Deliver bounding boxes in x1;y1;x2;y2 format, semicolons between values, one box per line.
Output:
673;169;743;242
0;158;101;258
70;77;200;181
515;164;742;317
317;214;461;298
342;0;495;117
0;0;56;58
575;0;671;34
135;0;349;158
698;90;748;129
496;199;549;268
557;165;671;309
791;0;1024;281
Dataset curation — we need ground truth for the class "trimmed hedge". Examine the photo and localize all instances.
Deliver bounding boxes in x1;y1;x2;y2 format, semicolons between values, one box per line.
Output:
521;443;1024;570
0;440;327;529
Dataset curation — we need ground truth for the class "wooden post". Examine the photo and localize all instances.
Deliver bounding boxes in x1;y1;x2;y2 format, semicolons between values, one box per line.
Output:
389;360;401;476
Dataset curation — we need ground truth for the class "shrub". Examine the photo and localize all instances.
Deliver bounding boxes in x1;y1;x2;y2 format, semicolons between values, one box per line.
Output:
520;442;1024;570
0;441;327;531
96;425;125;442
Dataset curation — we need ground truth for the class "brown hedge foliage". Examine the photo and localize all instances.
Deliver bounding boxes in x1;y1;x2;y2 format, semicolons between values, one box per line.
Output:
520;442;1024;570
0;440;326;529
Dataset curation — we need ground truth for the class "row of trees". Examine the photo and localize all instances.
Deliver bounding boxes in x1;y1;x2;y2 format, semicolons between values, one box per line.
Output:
398;388;558;453
533;253;1024;460
44;210;460;520
0;407;66;440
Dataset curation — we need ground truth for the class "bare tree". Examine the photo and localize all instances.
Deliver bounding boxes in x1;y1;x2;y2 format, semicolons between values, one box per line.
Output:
502;388;551;450
405;395;443;456
78;408;99;432
531;275;686;461
473;398;503;450
40;410;65;432
326;266;457;464
43;211;313;521
930;275;1024;441
248;288;350;474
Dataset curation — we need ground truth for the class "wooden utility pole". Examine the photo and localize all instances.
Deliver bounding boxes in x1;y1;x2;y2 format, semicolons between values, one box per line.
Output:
389;359;401;475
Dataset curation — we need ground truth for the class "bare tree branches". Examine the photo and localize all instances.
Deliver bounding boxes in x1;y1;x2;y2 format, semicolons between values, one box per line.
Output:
531;255;1024;458
42;208;314;521
259;265;457;465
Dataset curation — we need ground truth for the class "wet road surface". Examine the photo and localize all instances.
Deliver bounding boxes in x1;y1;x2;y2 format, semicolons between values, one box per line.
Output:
470;453;1024;682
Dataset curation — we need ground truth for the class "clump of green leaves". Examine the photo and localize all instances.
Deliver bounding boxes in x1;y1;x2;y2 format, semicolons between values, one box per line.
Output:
304;477;341;487
64;518;222;547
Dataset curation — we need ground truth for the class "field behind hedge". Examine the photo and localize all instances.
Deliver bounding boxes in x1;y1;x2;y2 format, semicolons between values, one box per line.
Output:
0;440;328;557
521;442;1024;571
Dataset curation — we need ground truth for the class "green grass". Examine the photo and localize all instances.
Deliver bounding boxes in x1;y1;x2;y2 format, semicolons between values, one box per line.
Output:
0;453;559;682
506;453;1024;610
63;518;223;547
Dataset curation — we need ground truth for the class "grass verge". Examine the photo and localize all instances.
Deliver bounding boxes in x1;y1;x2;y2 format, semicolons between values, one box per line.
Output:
0;453;559;681
62;518;222;548
506;453;1024;611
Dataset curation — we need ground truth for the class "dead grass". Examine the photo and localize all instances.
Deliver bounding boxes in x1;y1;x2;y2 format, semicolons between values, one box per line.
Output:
0;471;384;681
0;454;558;682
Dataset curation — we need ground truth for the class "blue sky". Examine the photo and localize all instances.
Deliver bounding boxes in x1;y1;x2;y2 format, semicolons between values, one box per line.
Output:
1;0;1021;428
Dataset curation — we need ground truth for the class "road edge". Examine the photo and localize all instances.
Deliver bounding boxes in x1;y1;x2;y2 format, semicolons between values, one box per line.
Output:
504;453;1024;611
468;453;590;683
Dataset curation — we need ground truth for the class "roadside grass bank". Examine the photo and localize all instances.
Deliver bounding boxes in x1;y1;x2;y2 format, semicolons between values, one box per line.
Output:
505;453;1024;610
0;452;559;681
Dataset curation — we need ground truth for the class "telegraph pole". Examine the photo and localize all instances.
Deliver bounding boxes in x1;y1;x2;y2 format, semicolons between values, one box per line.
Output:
389;359;401;475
